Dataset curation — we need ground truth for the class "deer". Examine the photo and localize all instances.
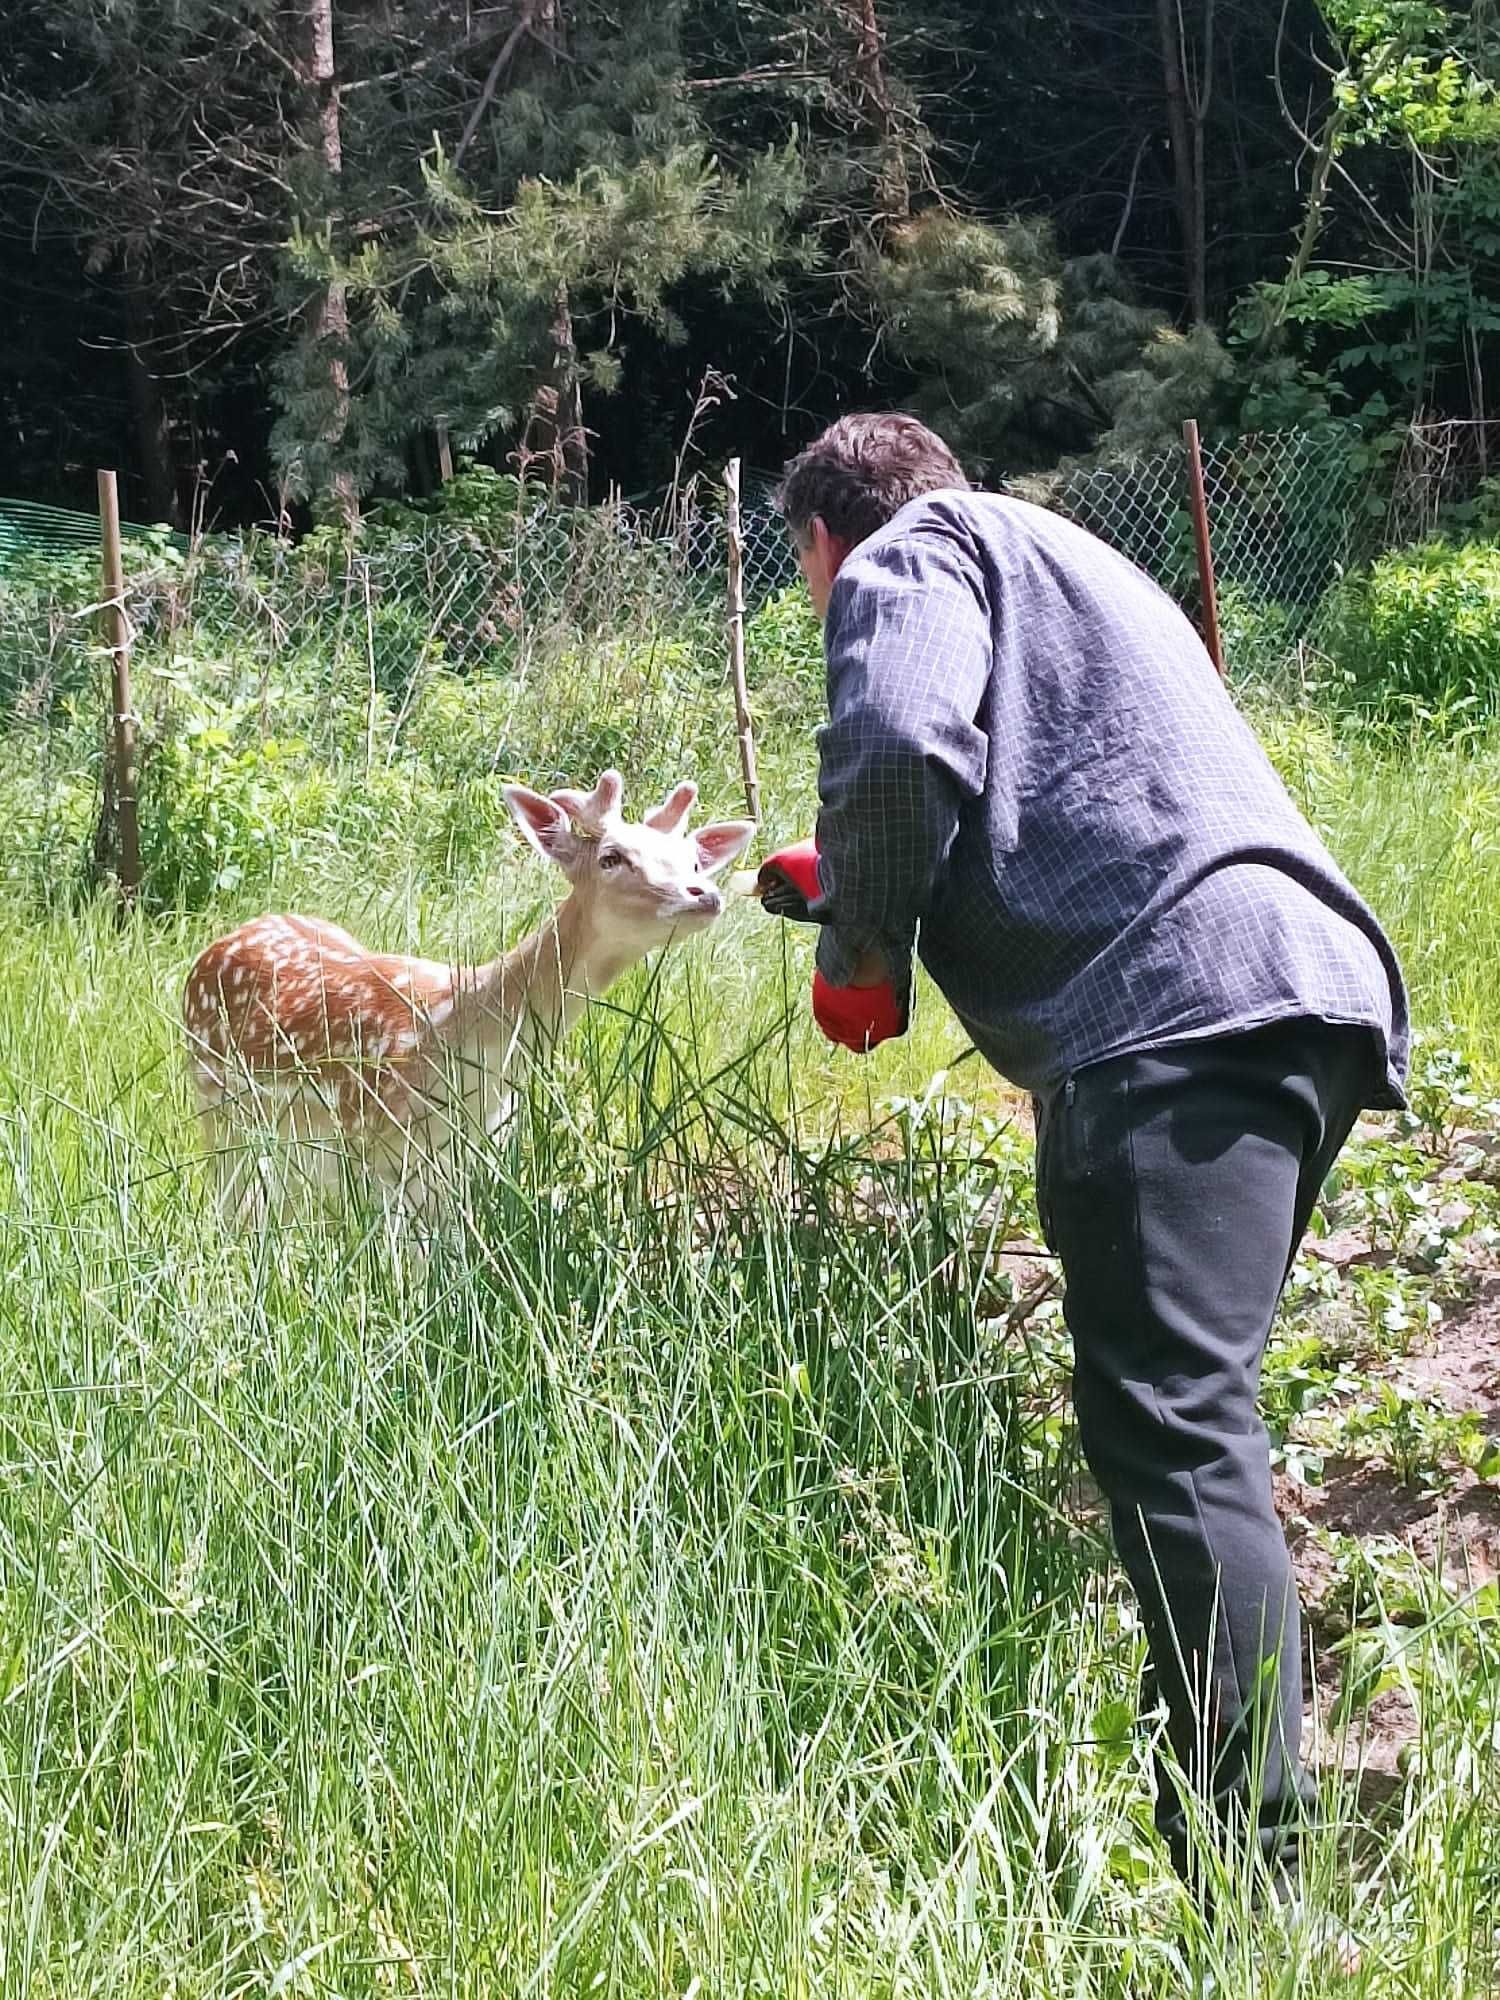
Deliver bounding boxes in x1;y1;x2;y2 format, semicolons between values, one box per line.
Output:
181;770;755;1230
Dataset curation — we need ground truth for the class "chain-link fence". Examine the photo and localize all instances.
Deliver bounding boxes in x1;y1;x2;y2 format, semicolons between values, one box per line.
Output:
0;487;800;726
0;417;1491;793
1020;425;1385;623
5;415;1495;904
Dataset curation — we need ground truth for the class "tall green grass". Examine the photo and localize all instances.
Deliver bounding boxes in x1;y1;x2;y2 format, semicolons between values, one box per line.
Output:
2;580;1500;1992
1;854;1498;1996
1249;698;1500;1077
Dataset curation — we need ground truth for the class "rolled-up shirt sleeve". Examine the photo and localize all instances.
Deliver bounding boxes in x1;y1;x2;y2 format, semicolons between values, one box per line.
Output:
811;523;992;1004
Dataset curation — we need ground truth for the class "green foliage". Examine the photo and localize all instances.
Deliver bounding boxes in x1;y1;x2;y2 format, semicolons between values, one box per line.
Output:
276;132;806;502
1091;323;1239;457
744;584;824;723
1233;1;1500;430
5;638;1500;1992
1321;538;1500;729
364;465;533;537
1215;583;1305;683
0;717;97;910
138;716;310;909
131;689;531;914
1341;1380;1500;1491
865;214;1228;475
4;458;1500;1992
1319;1;1500;147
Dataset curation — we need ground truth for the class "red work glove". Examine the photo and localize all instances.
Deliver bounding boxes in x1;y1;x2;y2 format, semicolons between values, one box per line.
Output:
812;969;906;1053
756;839;826;923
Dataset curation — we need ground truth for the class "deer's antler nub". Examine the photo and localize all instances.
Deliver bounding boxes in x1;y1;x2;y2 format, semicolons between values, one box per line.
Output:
644;781;697;833
550;768;625;833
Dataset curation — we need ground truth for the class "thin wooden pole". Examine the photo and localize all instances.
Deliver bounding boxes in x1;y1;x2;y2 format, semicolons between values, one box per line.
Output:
724;457;761;823
97;470;142;901
1182;419;1225;678
435;422;454;485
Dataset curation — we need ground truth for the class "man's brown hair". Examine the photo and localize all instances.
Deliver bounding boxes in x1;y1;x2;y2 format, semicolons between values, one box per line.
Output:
775;413;969;547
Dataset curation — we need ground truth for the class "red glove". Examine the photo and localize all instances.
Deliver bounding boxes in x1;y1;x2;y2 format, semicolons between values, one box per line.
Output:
812;969;906;1052
756;839;825;923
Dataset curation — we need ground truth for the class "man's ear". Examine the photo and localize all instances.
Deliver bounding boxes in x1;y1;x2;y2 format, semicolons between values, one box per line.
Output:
812;516;854;577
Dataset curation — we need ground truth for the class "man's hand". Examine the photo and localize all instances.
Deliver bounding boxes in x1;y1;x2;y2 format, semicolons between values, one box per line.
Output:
758;839;906;1050
756;840;824;923
845;945;891;988
811;970;906;1052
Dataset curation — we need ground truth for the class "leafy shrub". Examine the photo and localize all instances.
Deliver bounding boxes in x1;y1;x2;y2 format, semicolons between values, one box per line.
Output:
745;584;824;722
363;464;535;538
1;545;122;720
401;674;519;781
1434;472;1500;545
139;718;313;909
1215;581;1302;684
1245;698;1352;831
1321;539;1500;732
0;719;98;910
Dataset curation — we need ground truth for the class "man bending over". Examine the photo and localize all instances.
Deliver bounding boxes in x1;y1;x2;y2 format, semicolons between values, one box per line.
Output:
760;412;1408;1897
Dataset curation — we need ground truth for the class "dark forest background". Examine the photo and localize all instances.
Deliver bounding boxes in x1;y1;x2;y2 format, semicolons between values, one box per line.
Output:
3;1;1498;528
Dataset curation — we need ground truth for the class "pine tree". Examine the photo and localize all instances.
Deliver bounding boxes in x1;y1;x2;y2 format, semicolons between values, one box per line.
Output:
310;0;805;503
0;0;297;520
865;208;1234;476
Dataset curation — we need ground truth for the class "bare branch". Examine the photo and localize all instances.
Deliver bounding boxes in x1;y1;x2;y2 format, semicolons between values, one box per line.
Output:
452;0;543;173
1111;131;1151;257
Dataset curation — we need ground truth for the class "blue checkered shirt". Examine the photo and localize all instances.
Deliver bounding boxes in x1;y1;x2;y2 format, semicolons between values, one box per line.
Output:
810;489;1409;1108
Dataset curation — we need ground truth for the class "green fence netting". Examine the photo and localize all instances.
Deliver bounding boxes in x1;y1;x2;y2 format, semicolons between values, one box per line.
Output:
0;496;188;571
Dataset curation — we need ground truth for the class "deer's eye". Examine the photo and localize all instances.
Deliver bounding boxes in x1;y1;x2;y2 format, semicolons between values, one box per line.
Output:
598;850;626;871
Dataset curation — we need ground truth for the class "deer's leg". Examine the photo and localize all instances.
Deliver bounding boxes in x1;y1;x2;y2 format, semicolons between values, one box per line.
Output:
191;1063;257;1230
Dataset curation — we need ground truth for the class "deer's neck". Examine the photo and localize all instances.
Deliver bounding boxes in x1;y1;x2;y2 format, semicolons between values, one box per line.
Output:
457;895;643;1064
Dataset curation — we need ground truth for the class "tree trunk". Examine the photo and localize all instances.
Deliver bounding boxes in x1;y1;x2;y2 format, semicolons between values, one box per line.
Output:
843;0;910;230
524;283;588;505
1156;0;1207;323
114;69;181;527
1193;0;1215;317
517;1;588;504
550;290;587;507
304;0;357;527
122;283;181;527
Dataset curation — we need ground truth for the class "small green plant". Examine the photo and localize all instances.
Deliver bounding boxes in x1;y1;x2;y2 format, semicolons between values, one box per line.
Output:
745;584;825;725
138;716;311;908
1323;1133;1448;1258
4;502;1500;1995
876;1078;1034;1267
1317;1531;1448;1633
1215;581;1302;684
1261;1329;1361;1486
1321;539;1500;733
1402;1034;1486;1149
1342;1382;1499;1493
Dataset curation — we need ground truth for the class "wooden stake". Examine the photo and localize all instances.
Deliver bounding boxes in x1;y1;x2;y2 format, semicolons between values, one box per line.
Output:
1182;419;1225;678
97;470;142;901
724;457;761;823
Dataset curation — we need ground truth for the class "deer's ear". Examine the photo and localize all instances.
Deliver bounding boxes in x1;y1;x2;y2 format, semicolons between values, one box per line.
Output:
505;785;581;869
694;821;756;875
645;781;697;832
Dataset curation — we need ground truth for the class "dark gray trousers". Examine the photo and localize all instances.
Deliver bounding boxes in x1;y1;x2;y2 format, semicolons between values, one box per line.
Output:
1033;1018;1376;1884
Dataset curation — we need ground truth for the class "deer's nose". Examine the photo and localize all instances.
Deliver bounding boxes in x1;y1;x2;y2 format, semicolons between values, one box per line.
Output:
683;882;722;915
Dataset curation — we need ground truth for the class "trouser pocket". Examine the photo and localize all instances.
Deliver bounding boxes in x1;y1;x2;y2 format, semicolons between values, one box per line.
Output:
1031;1078;1073;1254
